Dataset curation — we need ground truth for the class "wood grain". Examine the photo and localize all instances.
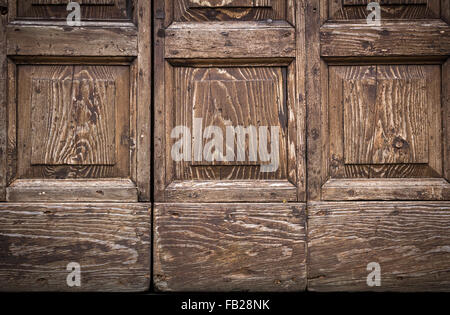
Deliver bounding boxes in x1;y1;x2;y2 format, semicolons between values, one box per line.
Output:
188;0;271;8
154;203;306;291
164;180;297;202
343;0;427;4
330;0;439;20
174;0;287;22
0;7;6;200
18;0;129;20
444;59;450;182
17;65;130;181
32;0;115;4
7;25;137;56
322;178;450;201
320;21;450;57
6;179;138;202
136;0;151;201
165;22;295;59
305;0;322;201
308;201;450;291
174;66;287;180
31;78;116;166
0;203;151;292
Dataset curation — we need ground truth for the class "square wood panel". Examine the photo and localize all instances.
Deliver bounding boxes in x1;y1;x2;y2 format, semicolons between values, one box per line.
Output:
172;66;287;180
16;65;130;180
329;65;441;179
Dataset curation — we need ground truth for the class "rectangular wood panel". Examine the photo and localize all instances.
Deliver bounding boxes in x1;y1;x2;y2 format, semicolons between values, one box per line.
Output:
174;0;287;22
6;179;138;202
0;203;151;292
328;65;441;181
320;21;450;57
308;201;450;291
154;203;306;291
343;0;427;5
31;79;116;166
188;0;271;8
165;22;295;59
16;65;130;181
340;66;429;165
32;0;115;4
7;26;137;57
16;0;130;20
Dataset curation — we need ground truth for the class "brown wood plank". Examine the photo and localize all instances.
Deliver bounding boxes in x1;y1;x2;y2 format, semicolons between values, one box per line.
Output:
305;0;322;201
6;179;138;202
165;22;295;59
7;25;137;56
164;180;297;202
154;203;306;291
18;0;129;20
32;0;115;4
0;203;151;292
343;0;427;4
136;0;151;201
320;21;450;57
444;59;450;182
0;7;6;200
322;178;450;201
308;201;450;291
294;0;306;201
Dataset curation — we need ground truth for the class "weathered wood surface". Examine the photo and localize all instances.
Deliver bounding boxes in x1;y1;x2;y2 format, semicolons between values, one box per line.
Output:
135;0;151;201
6;179;138;202
16;0;130;20
322;178;450;201
321;21;450;57
0;203;151;292
165;22;295;59
31;78;116;166
7;25;137;56
188;0;272;8
155;0;304;203
164;181;297;202
0;4;6;201
328;65;442;180
154;203;306;291
173;66;287;181
308;201;450;292
15;65;131;181
174;0;289;22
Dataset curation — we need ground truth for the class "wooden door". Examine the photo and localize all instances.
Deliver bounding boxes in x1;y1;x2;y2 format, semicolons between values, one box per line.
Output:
153;0;307;291
0;1;151;291
306;0;450;291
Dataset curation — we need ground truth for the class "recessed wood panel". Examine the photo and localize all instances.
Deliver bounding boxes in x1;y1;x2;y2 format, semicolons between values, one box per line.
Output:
32;0;115;4
16;0;131;20
16;65;130;180
31;78;116;166
329;65;441;179
173;66;287;180
329;0;439;20
343;0;427;5
173;0;289;22
188;0;271;8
